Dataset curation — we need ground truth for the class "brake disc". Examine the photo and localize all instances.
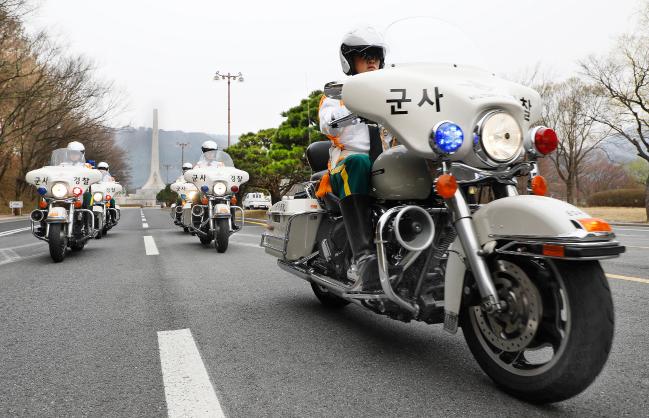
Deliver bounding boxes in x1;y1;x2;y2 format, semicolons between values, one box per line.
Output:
472;260;542;352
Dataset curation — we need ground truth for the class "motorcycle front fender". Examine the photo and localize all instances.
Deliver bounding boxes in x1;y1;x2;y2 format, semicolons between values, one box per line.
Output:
443;195;622;334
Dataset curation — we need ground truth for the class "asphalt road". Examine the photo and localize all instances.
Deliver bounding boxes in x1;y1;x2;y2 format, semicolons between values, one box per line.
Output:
0;208;647;417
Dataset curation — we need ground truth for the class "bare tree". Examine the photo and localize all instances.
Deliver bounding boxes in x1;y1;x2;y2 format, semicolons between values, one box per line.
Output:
581;2;649;219
540;77;610;204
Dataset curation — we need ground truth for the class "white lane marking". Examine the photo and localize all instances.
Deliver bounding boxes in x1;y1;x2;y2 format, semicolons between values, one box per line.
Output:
628;245;649;249
615;234;649;238
614;228;649;232
143;223;149;229
157;329;225;418
143;236;159;255
0;241;45;251
232;242;263;249
0;248;21;264
0;251;48;267
607;273;649;285
0;227;30;237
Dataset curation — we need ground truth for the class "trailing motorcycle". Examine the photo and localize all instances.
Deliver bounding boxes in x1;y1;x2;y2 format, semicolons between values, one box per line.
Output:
261;18;625;403
169;180;198;233
184;150;248;252
26;148;102;262
90;180;122;237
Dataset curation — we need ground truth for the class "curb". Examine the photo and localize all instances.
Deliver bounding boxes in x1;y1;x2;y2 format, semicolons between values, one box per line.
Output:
609;222;649;228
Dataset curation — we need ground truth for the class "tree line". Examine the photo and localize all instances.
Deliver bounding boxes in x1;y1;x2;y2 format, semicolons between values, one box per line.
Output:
0;0;128;211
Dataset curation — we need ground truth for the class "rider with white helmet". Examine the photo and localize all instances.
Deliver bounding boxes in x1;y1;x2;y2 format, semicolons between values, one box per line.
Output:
195;140;225;168
67;141;87;167
97;161;112;180
317;25;387;291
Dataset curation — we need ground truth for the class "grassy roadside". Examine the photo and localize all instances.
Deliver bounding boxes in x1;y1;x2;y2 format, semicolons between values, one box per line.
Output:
580;207;648;223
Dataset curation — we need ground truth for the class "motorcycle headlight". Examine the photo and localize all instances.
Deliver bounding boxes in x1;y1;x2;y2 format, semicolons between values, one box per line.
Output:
476;111;523;163
51;182;68;198
93;192;103;202
213;182;227;196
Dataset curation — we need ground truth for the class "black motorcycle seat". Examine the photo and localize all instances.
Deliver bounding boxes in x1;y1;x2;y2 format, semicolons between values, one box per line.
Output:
306;141;330;172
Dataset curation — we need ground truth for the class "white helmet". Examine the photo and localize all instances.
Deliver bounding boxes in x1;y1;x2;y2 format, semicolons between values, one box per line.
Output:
182;162;193;171
201;140;218;153
97;161;109;170
67;141;85;153
339;26;387;75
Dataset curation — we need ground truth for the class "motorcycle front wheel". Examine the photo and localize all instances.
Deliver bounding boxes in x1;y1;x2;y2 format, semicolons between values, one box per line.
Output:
215;219;229;253
48;223;67;262
461;257;613;403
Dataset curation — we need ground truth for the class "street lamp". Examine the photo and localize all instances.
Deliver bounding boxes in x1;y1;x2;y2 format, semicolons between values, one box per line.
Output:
213;70;244;148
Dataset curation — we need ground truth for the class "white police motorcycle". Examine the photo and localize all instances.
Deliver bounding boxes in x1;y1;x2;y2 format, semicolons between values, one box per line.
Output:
184;150;248;252
90;179;123;237
261;18;625;403
26;148;102;262
169;180;198;233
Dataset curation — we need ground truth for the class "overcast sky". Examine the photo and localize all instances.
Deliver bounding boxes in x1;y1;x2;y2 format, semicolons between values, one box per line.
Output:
24;0;641;135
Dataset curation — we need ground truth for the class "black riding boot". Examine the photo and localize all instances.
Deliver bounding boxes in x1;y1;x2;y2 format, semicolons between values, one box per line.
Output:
338;194;380;291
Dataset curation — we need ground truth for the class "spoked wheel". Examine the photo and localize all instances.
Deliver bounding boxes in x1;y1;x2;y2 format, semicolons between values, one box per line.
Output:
461;257;614;403
48;223;68;262
311;283;350;308
215;219;229;253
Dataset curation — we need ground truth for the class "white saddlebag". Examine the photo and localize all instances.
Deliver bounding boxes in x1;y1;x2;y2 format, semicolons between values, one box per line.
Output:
262;198;323;261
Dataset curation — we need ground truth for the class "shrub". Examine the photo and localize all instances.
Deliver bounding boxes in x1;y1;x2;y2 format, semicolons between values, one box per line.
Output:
586;188;646;207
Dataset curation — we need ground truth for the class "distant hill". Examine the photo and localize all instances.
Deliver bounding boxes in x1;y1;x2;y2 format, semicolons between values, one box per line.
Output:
114;127;238;189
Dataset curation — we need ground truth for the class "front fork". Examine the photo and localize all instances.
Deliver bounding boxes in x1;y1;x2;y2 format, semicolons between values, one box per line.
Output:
208;200;215;233
446;189;505;314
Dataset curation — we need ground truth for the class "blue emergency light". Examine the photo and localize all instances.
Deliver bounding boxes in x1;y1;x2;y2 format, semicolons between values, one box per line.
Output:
433;122;464;154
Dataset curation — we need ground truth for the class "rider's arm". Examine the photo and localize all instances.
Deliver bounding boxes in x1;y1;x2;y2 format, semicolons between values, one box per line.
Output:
319;96;350;138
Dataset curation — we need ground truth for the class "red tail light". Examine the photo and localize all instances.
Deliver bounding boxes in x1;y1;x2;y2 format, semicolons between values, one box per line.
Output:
105;194;112;201
231;185;239;193
534;127;558;155
72;187;83;196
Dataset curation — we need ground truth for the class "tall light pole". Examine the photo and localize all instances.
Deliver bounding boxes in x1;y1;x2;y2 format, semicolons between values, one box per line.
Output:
176;141;190;166
213;70;244;148
163;164;173;184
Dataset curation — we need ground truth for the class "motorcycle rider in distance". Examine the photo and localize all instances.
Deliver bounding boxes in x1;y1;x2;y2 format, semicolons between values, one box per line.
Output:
176;162;194;206
97;161;117;223
317;26;387;291
195;140;225;168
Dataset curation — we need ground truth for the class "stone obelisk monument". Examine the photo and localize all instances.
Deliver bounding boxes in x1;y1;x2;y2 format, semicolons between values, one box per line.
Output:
137;108;166;196
119;108;167;207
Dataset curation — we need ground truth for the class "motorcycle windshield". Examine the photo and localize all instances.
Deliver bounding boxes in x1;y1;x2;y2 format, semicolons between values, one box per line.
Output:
383;16;487;70
50;148;86;166
197;150;234;167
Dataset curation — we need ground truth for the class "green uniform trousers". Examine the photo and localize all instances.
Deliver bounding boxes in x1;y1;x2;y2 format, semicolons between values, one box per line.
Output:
329;154;372;198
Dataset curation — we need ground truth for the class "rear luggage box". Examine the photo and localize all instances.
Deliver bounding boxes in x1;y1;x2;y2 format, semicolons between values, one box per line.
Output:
261;198;323;261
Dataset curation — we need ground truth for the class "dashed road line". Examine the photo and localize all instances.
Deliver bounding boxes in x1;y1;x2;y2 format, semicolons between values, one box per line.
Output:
143;236;159;255
0;227;30;237
627;246;649;250
143;223;149;229
607;273;649;285
157;329;225;418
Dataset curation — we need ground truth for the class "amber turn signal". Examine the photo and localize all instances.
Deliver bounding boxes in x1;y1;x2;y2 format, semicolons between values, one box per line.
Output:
531;175;547;196
201;196;208;205
231;196;238;205
542;244;565;257
577;218;612;232
435;174;458;199
38;200;47;209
